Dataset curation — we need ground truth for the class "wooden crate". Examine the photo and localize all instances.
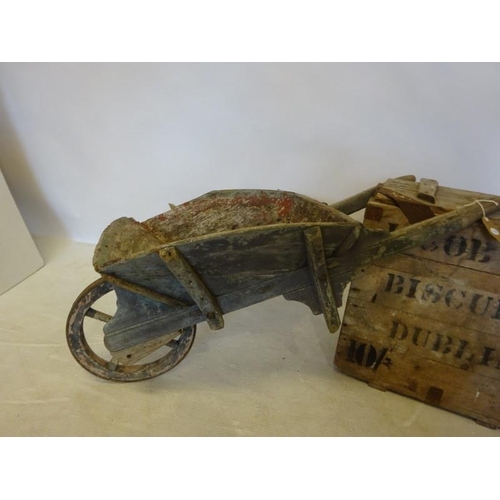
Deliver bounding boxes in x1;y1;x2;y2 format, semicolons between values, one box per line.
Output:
334;178;500;428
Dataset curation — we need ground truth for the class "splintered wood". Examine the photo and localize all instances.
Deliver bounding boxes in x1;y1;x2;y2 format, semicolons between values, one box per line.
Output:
334;179;500;429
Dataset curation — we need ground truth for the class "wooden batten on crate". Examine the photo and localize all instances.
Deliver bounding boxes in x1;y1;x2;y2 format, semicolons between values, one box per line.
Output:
334;178;500;428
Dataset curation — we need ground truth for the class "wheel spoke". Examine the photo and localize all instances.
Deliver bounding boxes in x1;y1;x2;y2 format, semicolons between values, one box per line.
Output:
86;307;112;323
108;357;119;371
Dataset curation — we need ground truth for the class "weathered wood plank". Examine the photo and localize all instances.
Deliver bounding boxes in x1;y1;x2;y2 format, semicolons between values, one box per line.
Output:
330;175;416;215
113;330;184;365
418;178;439;203
101;252;195;303
348;254;500;336
365;199;438;231
378;186;435;223
334;333;500;428
342;297;500;377
304;226;340;332
364;201;500;275
333;197;500;285
383;177;499;210
159;247;224;330
103;273;188;307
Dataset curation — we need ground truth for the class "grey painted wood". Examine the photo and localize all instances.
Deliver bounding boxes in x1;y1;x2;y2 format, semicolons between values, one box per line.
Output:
159;246;224;330
304;226;340;333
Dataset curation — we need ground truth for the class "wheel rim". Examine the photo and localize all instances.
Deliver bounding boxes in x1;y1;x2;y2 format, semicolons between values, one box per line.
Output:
66;278;196;382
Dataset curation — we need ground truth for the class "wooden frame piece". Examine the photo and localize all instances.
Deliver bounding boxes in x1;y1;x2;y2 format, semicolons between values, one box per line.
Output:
417;178;439;203
159;247;224;330
304;226;340;333
111;330;185;366
330;175;417;215
102;273;188;307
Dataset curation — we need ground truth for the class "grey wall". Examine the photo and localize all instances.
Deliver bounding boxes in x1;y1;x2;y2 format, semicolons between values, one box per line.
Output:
1;63;499;243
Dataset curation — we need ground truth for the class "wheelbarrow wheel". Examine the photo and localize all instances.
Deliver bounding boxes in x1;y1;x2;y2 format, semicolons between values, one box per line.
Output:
66;278;196;382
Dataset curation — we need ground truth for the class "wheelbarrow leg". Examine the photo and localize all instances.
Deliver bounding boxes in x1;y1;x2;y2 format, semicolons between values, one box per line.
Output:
304;226;340;333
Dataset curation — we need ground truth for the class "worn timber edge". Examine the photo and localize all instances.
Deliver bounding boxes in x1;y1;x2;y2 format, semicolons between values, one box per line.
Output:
334;351;500;429
159;246;224;330
330;175;416;215
102;274;188;307
331;197;500;286
417;178;439;203
304;226;340;332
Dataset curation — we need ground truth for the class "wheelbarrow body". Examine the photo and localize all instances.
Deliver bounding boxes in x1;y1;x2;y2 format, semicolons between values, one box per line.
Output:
67;179;500;381
94;190;360;352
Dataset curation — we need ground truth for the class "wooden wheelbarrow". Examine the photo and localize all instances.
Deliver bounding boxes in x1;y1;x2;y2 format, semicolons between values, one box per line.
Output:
66;176;500;381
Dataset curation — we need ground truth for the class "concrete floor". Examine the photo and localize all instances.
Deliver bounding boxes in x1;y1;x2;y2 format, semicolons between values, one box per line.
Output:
1;236;498;436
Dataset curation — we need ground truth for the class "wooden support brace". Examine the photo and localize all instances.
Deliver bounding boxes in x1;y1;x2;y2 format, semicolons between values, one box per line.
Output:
111;330;185;366
159;247;224;330
102;274;188;307
304;226;341;333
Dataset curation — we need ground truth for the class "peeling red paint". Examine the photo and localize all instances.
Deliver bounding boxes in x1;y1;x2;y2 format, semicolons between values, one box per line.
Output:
143;190;343;245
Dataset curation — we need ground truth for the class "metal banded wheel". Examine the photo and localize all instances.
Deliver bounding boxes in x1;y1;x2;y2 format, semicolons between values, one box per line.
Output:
66;278;196;382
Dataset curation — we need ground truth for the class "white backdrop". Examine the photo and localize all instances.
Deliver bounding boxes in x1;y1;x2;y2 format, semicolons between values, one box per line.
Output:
1;63;499;244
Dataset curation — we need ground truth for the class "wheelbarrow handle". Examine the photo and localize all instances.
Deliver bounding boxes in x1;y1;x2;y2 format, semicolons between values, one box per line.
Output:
331;195;500;285
330;175;417;215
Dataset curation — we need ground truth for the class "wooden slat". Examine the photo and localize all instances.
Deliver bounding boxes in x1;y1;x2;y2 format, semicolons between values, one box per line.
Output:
334;332;500;428
330;175;416;215
383;177;499;210
340;297;500;377
348;253;500;336
378;186;435;223
418;178;439;203
103;273;188;307
159;247;224;330
363;202;500;275
333;196;500;285
112;330;184;366
304;226;340;333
